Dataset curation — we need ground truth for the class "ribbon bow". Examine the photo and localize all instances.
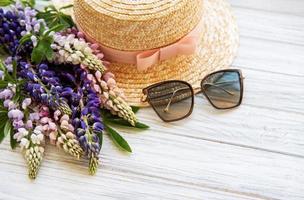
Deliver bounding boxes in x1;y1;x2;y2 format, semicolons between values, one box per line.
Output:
81;19;202;72
135;36;198;71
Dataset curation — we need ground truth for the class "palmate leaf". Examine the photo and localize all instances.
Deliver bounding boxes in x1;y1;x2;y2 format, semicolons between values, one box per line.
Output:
37;5;74;29
105;124;132;153
0;0;15;7
20;0;35;8
31;35;54;63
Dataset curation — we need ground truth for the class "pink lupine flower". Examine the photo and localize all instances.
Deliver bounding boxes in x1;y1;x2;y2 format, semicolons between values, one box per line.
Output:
25;120;33;129
40;117;50;124
39;106;49;117
48;122;57;131
103;72;115;82
53;110;61;121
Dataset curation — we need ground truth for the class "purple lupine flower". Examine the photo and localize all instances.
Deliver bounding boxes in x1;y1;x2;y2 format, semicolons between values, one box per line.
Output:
18;61;72;115
22;98;32;109
70;67;103;175
0;89;14;99
29;112;40;121
0;7;26;55
8;109;24;120
13;120;24;129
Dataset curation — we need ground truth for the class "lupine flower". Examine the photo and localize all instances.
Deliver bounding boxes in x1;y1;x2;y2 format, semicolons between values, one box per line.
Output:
0;89;14;99
13;103;45;179
13;119;24;129
60;30;137;126
18;61;72;115
0;7;25;55
0;5;141;179
14;128;29;142
25;145;44;179
71;67;103;174
91;72;137;126
54;113;83;158
51;33;106;73
8;109;24;120
30;35;37;47
22;98;32;109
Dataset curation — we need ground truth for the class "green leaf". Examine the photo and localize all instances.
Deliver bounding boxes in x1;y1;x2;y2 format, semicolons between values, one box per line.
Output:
10;128;17;149
0;0;15;7
19;34;32;45
37;5;74;29
0;82;8;89
59;4;73;10
134;122;149;129
44;24;65;35
12;60;17;79
0;61;15;82
20;0;35;7
0;119;10;144
0;60;5;71
131;106;140;113
105;118;149;129
31;36;54;63
105;124;132;153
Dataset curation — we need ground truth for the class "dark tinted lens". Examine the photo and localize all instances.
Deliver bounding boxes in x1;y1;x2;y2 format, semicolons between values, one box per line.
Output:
202;71;242;109
147;81;193;122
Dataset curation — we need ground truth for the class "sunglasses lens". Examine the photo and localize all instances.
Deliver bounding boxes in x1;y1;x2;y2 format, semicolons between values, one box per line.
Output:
202;71;242;109
147;81;193;122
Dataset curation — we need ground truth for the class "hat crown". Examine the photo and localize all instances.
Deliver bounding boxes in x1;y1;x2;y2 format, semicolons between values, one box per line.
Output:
74;0;203;51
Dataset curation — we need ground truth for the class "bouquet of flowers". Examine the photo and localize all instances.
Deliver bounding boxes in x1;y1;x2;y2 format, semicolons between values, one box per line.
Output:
0;0;148;179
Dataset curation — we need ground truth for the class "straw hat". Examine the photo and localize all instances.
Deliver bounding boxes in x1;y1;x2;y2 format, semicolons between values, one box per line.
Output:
52;0;239;107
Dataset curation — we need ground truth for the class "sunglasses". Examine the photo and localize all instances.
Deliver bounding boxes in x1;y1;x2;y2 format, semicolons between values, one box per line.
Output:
141;69;244;122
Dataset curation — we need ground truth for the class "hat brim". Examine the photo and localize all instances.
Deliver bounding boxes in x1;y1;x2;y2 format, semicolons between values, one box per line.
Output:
52;0;239;107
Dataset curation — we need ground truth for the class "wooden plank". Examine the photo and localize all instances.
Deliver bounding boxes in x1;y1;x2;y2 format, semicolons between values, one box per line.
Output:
235;8;304;46
0;1;303;200
235;36;304;76
135;66;304;156
230;0;304;16
0;133;303;200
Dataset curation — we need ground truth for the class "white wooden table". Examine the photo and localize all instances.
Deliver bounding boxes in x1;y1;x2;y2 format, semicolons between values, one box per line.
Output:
1;1;304;199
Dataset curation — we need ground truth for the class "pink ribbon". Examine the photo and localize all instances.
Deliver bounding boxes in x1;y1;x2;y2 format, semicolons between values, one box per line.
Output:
80;20;202;72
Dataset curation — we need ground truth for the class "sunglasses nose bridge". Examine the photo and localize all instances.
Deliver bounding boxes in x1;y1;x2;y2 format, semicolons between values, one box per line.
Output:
193;86;201;93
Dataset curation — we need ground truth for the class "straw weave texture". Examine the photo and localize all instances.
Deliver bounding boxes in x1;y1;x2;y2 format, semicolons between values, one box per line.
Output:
53;0;239;106
74;0;203;51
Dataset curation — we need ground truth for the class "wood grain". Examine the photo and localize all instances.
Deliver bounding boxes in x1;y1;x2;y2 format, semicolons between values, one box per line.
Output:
0;0;304;200
230;0;304;16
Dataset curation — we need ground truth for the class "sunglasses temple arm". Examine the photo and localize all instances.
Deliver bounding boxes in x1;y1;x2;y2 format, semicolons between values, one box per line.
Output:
164;87;190;113
202;83;234;96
